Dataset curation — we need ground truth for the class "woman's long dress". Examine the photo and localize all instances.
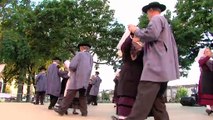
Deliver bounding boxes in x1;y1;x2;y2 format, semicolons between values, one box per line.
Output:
116;35;144;116
198;56;213;106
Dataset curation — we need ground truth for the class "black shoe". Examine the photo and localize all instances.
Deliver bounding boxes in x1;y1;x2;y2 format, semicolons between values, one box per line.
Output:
34;103;39;105
48;106;53;110
73;111;79;115
54;108;64;116
65;111;68;115
81;113;87;117
206;109;213;116
111;115;119;120
92;103;98;106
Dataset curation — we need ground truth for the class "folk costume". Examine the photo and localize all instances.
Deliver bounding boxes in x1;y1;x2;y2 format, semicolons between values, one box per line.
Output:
126;2;180;120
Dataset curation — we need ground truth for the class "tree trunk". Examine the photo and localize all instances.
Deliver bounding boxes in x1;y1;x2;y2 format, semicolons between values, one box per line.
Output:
17;79;23;102
2;81;7;93
26;74;32;102
32;73;36;90
16;69;25;102
0;81;2;93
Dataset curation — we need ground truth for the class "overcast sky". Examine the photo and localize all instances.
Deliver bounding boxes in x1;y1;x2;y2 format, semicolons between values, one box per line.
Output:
109;0;176;27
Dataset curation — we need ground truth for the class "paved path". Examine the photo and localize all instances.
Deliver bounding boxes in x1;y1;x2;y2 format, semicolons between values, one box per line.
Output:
0;103;212;120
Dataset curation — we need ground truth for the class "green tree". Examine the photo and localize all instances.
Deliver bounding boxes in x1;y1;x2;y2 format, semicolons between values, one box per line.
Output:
30;0;124;65
0;0;38;102
101;90;110;102
138;13;149;28
0;0;125;102
175;0;213;33
173;0;213;76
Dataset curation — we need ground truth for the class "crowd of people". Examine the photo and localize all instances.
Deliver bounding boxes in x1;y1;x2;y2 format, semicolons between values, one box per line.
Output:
112;2;180;120
33;1;213;120
34;43;102;117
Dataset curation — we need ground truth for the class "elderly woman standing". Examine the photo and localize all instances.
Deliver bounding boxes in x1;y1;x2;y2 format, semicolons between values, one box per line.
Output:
112;32;144;120
196;48;213;115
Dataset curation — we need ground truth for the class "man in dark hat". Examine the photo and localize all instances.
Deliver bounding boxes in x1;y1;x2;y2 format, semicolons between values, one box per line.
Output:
46;57;67;109
34;66;47;105
54;42;93;117
88;71;102;106
125;2;180;120
77;43;91;49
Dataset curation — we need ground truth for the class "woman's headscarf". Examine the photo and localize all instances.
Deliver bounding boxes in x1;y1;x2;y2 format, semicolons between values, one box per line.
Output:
195;48;213;71
116;30;130;57
116;28;142;58
195;48;206;62
116;30;130;50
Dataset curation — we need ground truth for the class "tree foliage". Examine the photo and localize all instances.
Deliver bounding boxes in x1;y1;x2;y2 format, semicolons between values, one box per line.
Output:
0;0;37;101
100;90;110;101
30;0;124;63
174;0;213;76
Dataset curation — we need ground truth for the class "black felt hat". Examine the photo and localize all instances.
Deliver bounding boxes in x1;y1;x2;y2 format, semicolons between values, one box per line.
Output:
39;66;46;71
77;43;91;48
52;57;61;61
142;2;166;13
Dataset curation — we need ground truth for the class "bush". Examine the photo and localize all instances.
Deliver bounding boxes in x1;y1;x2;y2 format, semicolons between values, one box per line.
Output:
175;87;188;102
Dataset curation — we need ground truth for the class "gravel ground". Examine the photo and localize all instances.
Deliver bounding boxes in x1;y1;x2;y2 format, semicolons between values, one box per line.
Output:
0;103;212;120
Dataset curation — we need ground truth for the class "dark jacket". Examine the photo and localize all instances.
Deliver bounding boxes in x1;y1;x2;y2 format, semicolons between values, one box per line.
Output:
117;35;144;97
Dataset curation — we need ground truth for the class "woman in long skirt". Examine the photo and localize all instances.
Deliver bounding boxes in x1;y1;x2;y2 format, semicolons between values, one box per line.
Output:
112;33;144;120
196;48;213;115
